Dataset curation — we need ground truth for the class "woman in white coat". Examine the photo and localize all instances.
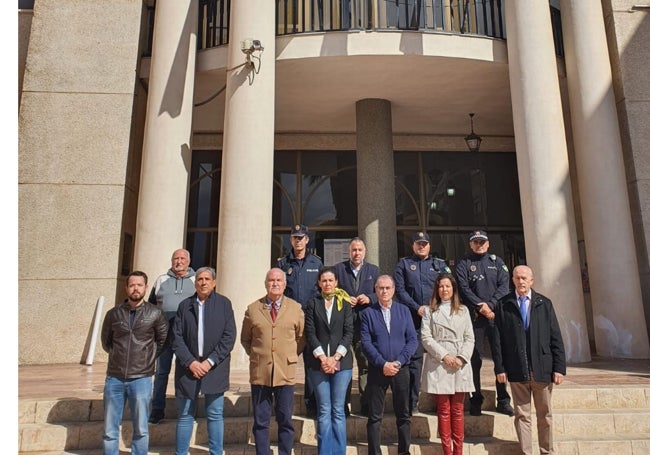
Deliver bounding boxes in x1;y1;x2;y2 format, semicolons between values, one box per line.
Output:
421;273;475;455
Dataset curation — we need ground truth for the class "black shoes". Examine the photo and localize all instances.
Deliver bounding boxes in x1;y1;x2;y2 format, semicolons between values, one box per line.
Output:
496;403;515;416
148;409;164;424
469;403;482;416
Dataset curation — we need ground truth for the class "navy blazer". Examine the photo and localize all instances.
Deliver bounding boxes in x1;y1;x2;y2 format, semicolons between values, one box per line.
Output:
304;295;354;371
360;301;418;370
173;291;237;398
334;260;381;338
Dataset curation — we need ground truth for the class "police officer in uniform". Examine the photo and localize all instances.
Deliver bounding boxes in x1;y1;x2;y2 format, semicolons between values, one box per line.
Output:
394;231;451;415
455;230;514;416
277;224;323;417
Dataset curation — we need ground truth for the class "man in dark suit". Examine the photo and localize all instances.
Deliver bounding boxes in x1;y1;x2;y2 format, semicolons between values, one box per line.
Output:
492;265;566;455
334;237;380;416
172;266;236;455
361;275;418;455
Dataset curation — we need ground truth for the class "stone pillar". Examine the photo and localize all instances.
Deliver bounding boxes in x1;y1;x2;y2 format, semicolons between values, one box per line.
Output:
504;1;591;363
356;99;398;274
134;0;197;280
217;1;276;370
559;0;650;358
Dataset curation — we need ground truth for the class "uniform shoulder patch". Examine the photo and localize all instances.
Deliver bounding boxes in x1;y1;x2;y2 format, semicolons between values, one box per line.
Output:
444;266;452;274
502;264;509;272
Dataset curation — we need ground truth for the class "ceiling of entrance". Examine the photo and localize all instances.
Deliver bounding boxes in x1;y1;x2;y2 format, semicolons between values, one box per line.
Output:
162;32;516;138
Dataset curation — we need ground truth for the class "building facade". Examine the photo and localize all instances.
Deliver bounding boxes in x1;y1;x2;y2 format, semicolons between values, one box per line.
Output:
18;0;650;367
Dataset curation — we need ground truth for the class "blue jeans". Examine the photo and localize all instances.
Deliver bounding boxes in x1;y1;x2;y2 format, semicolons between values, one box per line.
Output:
251;384;295;455
176;393;225;455
308;368;353;455
151;339;174;412
103;375;152;455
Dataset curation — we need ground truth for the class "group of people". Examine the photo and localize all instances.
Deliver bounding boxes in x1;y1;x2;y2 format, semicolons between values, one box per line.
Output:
100;226;566;455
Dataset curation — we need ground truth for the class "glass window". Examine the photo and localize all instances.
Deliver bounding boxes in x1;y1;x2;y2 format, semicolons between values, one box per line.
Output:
186;150;221;269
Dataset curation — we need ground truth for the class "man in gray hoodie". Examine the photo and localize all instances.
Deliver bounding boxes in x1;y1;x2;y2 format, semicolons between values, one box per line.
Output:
148;248;196;423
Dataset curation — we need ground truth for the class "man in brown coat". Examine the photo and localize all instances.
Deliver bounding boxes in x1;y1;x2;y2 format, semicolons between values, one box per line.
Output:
241;267;305;455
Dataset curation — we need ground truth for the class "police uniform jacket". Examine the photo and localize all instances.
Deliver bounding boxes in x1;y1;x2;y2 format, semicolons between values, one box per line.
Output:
421;305;475;394
172;291;236;398
455;252;510;327
241;295;305;387
277;252;323;307
334;260;381;340
492;290;566;383
303;295;354;372
394;255;450;329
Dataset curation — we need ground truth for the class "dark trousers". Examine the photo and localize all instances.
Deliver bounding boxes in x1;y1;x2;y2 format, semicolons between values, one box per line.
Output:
408;335;424;412
471;322;511;406
346;340;369;411
303;348;316;412
251;384;295;455
366;365;411;455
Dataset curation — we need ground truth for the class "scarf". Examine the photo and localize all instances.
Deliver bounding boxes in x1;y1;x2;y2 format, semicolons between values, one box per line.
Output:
322;287;351;311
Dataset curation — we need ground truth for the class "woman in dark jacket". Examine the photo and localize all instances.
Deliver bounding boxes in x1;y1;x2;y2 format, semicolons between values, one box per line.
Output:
304;266;354;455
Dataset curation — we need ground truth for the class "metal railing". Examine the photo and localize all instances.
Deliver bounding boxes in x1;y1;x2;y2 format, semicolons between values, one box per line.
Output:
145;1;565;57
276;0;505;38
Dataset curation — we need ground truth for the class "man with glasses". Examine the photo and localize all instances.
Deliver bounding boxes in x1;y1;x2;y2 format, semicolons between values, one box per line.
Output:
277;224;323;418
455;230;514;416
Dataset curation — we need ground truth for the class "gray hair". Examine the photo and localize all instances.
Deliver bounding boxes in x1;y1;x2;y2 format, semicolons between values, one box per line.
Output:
195;266;216;279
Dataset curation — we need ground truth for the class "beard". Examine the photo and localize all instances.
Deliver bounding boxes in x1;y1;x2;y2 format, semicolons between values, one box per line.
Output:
128;291;144;302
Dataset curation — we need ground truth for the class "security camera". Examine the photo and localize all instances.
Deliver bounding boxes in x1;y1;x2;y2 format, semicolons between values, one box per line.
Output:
241;39;264;55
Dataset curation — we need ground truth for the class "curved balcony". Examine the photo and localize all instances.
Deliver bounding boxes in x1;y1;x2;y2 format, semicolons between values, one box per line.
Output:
139;1;564;138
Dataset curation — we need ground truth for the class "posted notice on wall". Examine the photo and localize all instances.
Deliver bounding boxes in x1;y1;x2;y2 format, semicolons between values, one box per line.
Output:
324;239;350;266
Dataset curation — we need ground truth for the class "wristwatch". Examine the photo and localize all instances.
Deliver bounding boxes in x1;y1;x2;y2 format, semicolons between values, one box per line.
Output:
395;361;402;368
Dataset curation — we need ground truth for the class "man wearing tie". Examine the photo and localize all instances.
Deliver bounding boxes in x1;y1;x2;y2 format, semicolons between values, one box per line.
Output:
492;265;566;455
241;268;305;455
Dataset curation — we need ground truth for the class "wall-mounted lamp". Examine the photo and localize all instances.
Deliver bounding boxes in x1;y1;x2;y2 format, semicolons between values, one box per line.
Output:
446;183;456;197
464;113;482;153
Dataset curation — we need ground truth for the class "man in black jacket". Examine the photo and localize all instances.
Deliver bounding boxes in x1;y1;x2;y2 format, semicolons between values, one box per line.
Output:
101;271;168;455
492;265;566;455
173;266;236;455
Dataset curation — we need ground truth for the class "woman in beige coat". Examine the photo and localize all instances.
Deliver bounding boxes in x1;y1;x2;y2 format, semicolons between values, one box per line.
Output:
421;273;475;455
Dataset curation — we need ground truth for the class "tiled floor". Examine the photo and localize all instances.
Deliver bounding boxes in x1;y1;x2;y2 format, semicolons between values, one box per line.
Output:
18;356;650;401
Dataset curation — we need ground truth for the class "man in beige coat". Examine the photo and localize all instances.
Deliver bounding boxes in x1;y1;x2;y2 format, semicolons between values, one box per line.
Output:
241;268;305;455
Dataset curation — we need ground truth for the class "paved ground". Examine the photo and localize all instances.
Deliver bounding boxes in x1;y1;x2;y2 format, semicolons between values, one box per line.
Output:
18;356;650;401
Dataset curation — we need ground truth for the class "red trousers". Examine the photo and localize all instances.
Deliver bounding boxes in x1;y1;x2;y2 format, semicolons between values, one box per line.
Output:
435;392;465;455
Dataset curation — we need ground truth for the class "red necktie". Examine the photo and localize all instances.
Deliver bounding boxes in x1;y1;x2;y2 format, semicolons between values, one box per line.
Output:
270;305;277;322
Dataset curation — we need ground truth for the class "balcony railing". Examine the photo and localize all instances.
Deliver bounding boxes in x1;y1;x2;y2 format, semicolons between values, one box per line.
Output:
146;1;564;57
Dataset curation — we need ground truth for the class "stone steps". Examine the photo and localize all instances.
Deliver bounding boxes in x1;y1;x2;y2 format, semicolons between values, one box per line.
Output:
18;386;650;454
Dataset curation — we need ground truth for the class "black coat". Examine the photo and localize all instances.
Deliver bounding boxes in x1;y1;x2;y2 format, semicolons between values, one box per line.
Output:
492;290;566;383
303;295;354;371
173;291;237;398
334;260;381;339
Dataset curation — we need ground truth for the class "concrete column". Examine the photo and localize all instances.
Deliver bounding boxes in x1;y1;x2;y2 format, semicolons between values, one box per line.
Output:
217;1;276;370
559;0;650;358
134;0;197;280
504;1;591;363
356;99;398;274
